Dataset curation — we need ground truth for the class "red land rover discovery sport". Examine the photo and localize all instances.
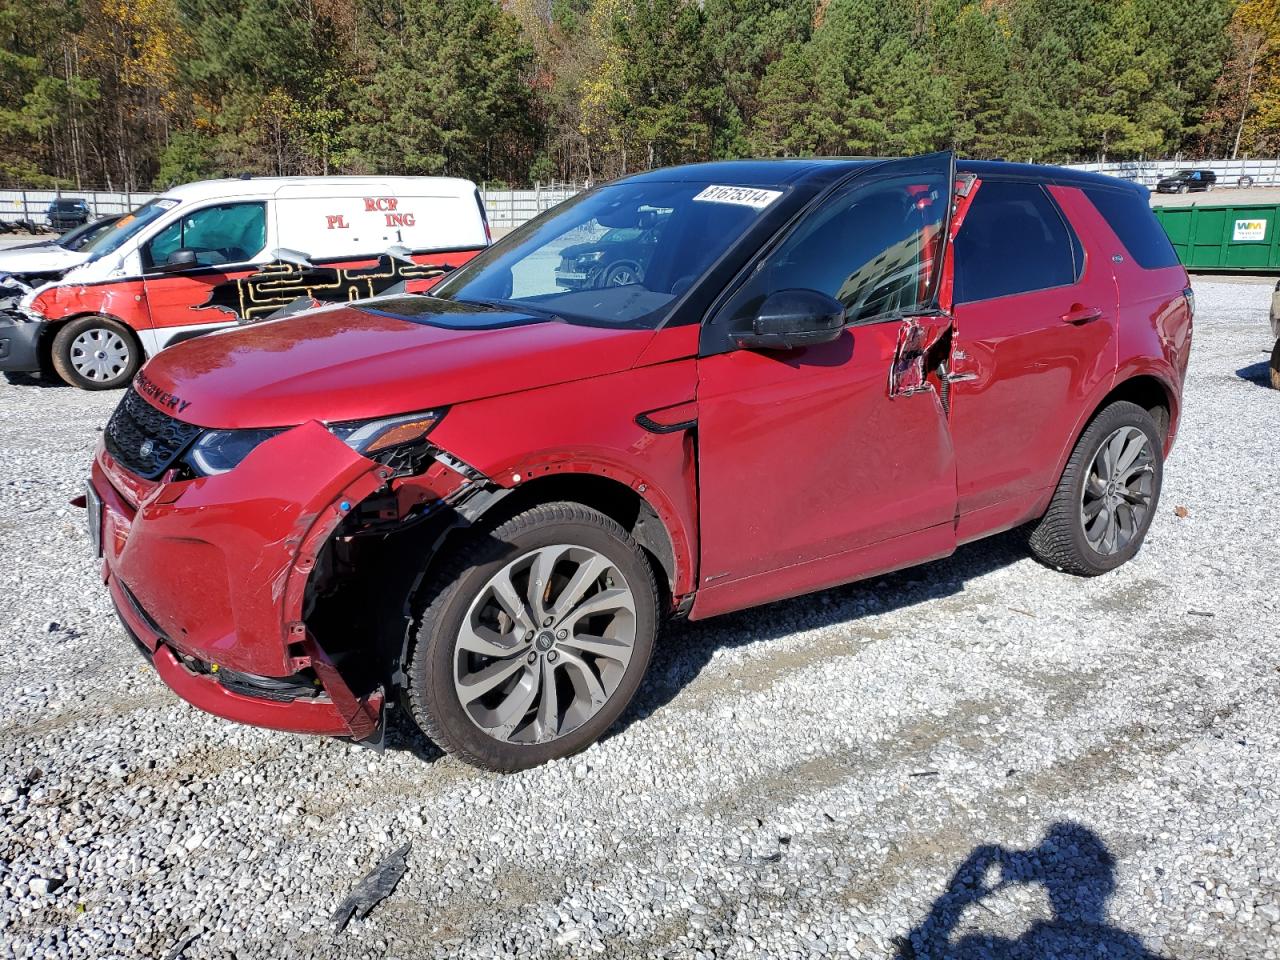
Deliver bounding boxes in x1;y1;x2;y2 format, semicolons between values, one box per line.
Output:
85;153;1192;771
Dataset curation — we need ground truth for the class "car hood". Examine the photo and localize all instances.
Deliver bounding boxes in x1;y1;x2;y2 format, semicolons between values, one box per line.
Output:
0;245;84;275
139;298;658;429
559;241;608;260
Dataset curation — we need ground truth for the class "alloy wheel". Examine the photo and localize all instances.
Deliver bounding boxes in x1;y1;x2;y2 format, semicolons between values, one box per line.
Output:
70;327;131;383
453;544;637;744
1080;425;1155;556
604;265;637;286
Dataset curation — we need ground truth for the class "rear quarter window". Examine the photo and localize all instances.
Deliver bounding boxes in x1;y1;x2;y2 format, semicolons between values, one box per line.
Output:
1082;186;1180;270
953;180;1081;304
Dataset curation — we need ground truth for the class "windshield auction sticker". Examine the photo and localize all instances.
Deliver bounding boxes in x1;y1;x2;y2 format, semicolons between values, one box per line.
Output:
693;185;783;209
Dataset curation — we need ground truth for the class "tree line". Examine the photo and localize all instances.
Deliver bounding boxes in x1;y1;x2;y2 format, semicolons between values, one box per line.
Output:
1;0;1276;191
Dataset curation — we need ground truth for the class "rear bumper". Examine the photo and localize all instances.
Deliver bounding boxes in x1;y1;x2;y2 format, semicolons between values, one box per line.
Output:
0;314;44;372
90;425;388;739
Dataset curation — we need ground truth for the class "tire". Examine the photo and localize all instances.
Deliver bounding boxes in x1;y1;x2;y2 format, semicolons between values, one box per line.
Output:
1177;184;1189;194
405;502;660;772
1239;176;1255;189
1027;401;1164;577
1270;338;1280;391
50;315;141;390
601;262;641;287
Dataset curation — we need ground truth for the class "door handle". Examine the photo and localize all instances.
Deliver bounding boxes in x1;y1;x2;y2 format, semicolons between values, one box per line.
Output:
1061;305;1103;325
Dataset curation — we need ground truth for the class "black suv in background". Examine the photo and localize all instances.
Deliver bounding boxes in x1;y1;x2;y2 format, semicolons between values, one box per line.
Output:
46;198;90;231
1155;170;1216;194
554;209;669;290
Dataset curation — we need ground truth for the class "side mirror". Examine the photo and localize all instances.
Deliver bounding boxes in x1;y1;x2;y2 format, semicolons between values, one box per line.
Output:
159;248;198;272
735;289;846;351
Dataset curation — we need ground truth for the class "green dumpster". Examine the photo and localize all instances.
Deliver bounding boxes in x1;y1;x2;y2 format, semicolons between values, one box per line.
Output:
1152;202;1280;273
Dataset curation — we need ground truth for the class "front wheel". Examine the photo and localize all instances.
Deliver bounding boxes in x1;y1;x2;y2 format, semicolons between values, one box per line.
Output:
405;502;659;772
1028;401;1164;576
50;315;141;390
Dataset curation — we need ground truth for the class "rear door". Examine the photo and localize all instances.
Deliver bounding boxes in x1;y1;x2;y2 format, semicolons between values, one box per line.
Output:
948;179;1118;533
693;153;959;619
141;201;272;334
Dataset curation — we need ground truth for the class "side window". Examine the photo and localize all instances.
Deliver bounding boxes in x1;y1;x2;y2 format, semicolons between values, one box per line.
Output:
144;203;267;269
953;181;1080;304
717;173;948;328
1081;186;1180;270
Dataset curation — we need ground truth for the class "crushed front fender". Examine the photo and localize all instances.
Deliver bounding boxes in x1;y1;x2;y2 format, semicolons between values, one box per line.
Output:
101;420;386;679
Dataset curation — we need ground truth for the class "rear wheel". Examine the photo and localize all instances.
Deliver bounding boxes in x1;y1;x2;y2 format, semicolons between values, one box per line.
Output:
1270;338;1280;391
50;315;140;390
1028;401;1163;576
405;502;659;772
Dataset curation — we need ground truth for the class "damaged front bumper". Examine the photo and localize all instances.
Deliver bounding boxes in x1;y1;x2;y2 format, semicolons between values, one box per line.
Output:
89;421;400;739
0;311;45;373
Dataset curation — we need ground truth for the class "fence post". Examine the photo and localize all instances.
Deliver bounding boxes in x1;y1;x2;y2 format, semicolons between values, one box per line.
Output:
20;190;28;224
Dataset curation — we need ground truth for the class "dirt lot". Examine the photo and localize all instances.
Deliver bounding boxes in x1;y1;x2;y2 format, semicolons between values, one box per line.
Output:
0;280;1278;960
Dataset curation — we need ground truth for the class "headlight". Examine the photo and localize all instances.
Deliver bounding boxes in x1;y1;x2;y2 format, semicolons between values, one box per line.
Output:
181;410;446;479
576;251;605;264
186;428;283;476
328;409;446;455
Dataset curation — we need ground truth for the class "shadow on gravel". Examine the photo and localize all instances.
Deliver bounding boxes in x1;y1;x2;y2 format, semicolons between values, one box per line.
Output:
617;527;1028;736
384;710;445;764
1235;360;1274;388
2;371;68;388
892;822;1168;960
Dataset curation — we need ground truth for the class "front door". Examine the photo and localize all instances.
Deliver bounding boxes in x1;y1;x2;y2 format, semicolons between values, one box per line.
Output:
947;180;1119;534
141;201;271;337
693;153;959;619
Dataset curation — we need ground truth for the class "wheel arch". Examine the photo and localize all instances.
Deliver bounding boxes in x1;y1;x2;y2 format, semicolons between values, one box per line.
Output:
1052;369;1179;496
43;311;147;378
457;470;682;609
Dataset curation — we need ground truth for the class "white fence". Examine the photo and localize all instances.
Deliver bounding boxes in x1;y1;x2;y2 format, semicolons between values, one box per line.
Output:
0;188;158;225
1060;158;1280;188
0;184;586;230
480;184;583;229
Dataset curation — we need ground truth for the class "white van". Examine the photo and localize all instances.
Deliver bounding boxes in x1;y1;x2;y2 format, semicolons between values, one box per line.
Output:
0;176;489;389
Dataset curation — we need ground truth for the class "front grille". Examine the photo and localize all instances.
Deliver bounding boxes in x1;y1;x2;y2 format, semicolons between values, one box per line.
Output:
104;387;201;479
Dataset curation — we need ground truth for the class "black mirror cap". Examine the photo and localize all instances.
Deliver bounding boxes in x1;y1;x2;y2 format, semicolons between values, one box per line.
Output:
162;249;199;271
736;288;846;351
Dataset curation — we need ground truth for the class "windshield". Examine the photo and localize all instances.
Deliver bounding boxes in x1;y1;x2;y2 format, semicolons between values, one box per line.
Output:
79;199;179;261
430;180;786;328
56;218;107;249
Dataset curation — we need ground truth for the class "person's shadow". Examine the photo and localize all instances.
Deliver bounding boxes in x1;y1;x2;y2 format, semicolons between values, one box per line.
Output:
894;823;1168;959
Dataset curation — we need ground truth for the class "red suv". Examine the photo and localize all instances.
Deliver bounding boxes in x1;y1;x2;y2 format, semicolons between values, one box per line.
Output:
84;153;1192;771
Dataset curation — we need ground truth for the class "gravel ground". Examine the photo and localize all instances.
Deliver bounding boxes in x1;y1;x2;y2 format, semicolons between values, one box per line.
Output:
1;279;1278;960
